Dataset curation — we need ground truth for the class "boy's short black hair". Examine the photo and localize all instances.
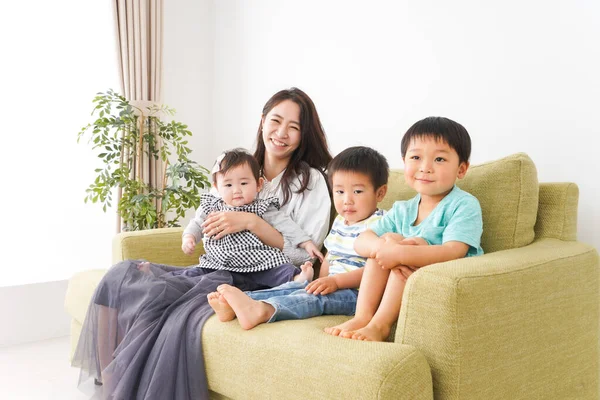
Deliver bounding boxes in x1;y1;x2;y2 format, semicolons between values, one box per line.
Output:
401;117;471;164
327;146;389;189
214;148;260;182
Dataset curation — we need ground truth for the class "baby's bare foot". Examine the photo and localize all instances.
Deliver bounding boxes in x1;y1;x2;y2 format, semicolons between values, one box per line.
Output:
343;322;390;342
294;261;314;283
207;292;236;322
324;317;370;337
217;284;274;330
137;262;151;273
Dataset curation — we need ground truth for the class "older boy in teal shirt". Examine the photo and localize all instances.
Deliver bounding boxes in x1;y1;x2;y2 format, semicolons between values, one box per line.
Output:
326;116;484;342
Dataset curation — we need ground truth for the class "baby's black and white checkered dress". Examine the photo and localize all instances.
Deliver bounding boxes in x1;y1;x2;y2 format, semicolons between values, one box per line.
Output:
199;194;291;272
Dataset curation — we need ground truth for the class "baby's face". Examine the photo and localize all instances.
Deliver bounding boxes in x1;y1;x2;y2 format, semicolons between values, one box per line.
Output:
215;163;260;207
331;171;385;225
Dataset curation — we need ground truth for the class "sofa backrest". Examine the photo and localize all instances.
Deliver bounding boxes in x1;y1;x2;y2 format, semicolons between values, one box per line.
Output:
534;182;579;241
380;153;539;253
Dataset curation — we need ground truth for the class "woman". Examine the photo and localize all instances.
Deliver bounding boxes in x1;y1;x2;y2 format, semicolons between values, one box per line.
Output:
72;88;332;400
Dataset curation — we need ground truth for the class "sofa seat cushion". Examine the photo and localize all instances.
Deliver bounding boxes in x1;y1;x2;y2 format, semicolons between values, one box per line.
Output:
202;315;433;399
380;152;539;253
64;269;107;324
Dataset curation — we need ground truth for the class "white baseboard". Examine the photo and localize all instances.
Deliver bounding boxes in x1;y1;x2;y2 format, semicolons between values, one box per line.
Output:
0;280;71;347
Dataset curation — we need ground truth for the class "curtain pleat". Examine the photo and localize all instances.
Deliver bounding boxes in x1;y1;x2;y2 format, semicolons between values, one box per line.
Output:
113;0;164;232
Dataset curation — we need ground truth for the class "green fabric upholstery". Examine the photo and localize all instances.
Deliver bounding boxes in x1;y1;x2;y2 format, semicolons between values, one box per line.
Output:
396;238;599;399
203;316;433;399
534;182;579;241
112;227;204;266
65;152;600;399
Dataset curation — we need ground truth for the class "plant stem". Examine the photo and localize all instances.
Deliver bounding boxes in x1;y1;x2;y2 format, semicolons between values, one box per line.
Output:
137;113;144;182
157;158;169;228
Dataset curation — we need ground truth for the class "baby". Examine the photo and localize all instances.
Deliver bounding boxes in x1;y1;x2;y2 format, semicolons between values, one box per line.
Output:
179;148;322;285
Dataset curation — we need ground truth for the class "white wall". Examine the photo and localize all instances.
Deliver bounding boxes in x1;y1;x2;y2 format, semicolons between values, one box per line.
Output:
0;281;71;346
1;1;119;286
201;0;599;251
163;0;215;169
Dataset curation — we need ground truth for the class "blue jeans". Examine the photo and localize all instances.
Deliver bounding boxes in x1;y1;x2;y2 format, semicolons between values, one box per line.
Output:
245;281;358;323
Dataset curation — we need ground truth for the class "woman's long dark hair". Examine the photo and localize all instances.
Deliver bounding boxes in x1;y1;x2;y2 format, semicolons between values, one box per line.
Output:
254;87;332;205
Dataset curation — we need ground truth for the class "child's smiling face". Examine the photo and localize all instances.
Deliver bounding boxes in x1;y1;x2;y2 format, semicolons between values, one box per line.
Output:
403;136;469;203
331;171;386;225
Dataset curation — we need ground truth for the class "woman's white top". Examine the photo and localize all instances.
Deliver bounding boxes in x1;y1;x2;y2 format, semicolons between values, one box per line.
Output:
258;167;331;265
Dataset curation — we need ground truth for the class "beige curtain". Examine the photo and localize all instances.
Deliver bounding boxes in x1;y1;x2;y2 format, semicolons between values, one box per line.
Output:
112;0;164;232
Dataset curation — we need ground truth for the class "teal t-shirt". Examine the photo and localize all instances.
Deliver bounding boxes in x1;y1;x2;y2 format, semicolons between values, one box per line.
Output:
371;186;484;257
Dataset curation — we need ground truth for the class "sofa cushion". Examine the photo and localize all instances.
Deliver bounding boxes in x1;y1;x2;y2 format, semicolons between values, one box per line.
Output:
380;153;539;253
202;315;434;399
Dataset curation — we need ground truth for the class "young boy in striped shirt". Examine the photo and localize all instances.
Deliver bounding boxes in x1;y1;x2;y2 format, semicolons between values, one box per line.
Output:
207;146;389;329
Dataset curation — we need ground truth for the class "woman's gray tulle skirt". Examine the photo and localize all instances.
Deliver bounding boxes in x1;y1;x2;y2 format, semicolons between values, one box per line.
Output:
71;260;297;400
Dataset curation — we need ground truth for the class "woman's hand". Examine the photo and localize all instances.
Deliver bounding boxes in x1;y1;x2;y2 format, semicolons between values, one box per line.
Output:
181;234;196;255
201;211;257;240
299;240;324;262
305;276;339;295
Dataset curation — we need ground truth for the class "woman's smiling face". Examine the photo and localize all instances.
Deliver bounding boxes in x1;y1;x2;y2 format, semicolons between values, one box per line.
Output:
261;99;302;162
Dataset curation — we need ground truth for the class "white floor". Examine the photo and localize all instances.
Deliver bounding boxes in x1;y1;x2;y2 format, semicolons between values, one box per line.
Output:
0;336;101;400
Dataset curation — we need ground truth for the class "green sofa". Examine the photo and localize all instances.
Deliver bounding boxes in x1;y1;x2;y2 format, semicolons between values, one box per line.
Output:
65;153;599;399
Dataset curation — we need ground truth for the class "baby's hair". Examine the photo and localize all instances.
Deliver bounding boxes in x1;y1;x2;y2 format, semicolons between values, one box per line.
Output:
401;117;471;164
213;148;261;182
327;146;389;189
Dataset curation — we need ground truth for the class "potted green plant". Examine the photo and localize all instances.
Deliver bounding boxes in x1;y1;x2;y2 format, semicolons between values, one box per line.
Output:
78;89;210;231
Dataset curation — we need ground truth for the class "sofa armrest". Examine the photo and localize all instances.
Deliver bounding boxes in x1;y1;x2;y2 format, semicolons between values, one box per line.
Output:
203;316;433;399
112;227;204;266
395;238;599;399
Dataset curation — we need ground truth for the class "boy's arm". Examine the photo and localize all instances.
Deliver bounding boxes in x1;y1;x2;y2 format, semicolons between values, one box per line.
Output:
376;240;470;269
318;258;330;278
333;268;364;289
354;230;385;258
305;267;364;295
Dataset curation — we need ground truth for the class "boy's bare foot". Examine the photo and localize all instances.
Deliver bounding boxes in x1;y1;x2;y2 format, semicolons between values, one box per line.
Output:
324;317;370;337
293;261;314;282
207;292;236;322
342;322;390;342
216;284;275;330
